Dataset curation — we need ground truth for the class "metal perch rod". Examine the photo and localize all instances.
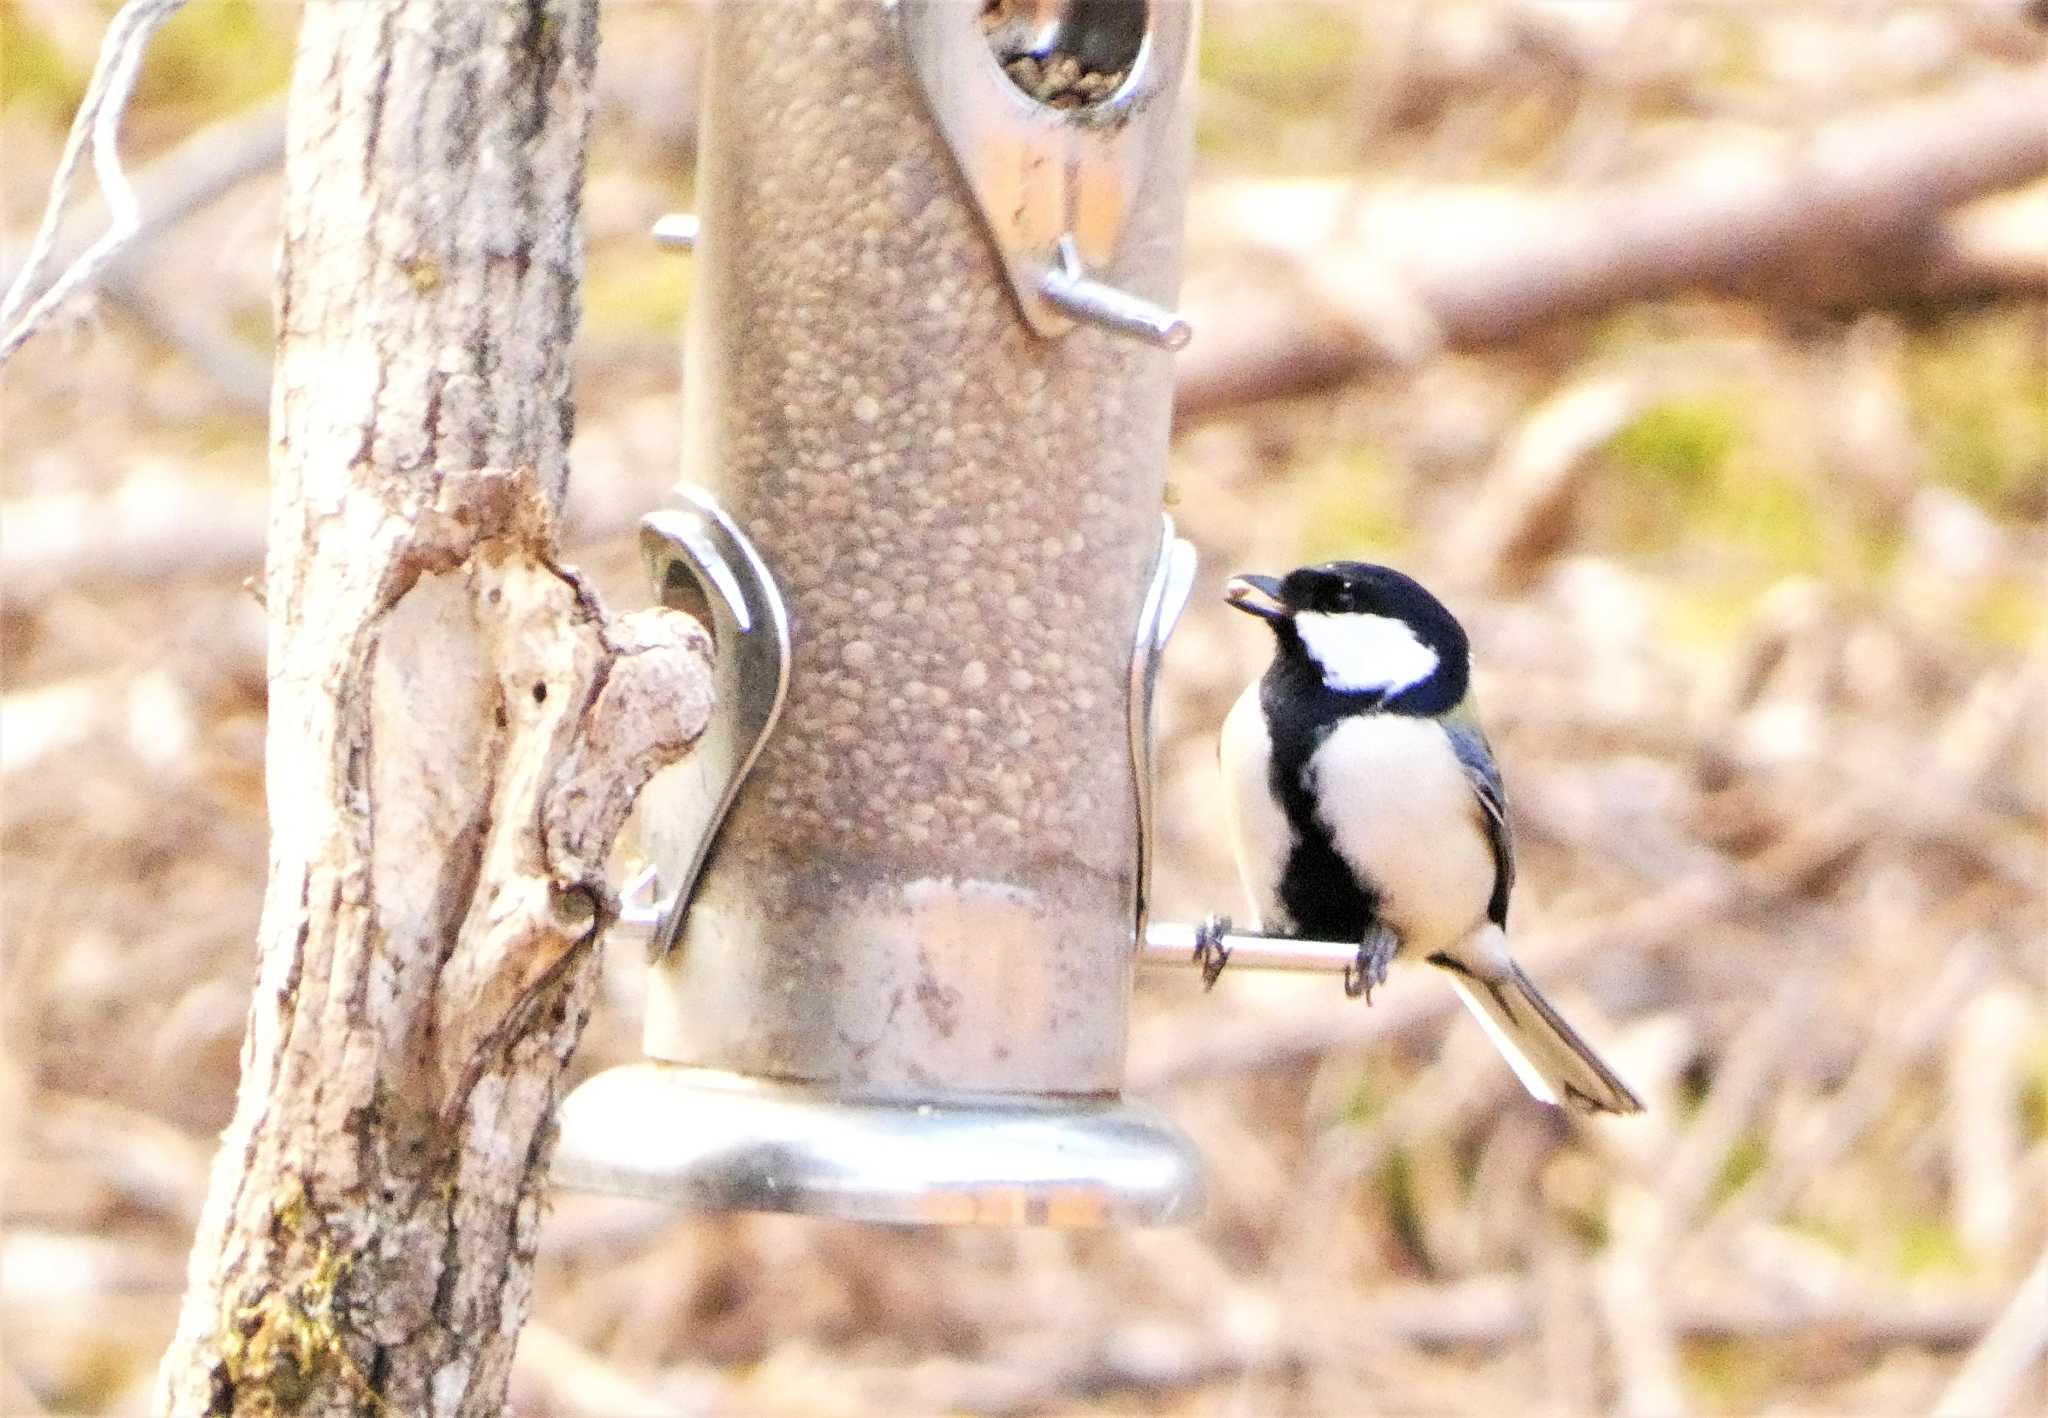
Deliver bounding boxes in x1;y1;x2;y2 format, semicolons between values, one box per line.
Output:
617;868;1364;980
1141;919;1365;975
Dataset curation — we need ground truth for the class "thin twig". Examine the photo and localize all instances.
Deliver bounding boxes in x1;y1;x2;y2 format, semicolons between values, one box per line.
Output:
1536;1217;1600;1418
1658;973;1816;1233
1598;1192;1690;1418
1704;940;1991;1240
0;95;286;406
1930;1247;2048;1418
0;97;286;291
0;0;194;364
1439;374;1651;592
1948;988;2033;1271
102;269;274;410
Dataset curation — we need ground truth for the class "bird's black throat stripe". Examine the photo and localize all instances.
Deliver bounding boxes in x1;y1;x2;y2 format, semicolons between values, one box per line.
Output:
1261;651;1381;941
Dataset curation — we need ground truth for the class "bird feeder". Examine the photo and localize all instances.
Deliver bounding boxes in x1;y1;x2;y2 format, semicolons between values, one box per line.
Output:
556;0;1368;1226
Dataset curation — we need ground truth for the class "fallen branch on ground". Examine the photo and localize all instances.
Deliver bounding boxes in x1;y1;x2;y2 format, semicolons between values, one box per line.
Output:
1175;73;2048;423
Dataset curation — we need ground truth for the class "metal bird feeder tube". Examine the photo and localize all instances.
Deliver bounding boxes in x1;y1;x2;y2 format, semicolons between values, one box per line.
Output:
555;0;1206;1225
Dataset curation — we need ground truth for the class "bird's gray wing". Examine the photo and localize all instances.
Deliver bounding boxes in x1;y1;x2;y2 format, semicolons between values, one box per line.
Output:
1443;717;1514;927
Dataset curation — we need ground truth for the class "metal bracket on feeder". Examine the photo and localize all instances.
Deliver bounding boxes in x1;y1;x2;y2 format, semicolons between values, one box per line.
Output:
1131;514;1197;935
896;0;1196;347
1123;523;1387;994
637;488;790;963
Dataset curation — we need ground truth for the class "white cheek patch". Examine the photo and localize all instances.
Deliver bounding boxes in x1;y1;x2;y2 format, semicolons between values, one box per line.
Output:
1295;611;1440;694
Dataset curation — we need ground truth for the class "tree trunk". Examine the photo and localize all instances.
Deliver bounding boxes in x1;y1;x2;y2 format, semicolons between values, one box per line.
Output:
154;2;713;1414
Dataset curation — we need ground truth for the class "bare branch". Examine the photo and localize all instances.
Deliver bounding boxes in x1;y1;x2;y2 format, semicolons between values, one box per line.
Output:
100;268;275;411
0;94;287;401
1437;375;1648;592
0;0;193;364
1;98;286;290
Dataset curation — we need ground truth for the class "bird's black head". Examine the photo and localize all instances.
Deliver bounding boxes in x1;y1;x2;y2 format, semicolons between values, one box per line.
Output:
1225;560;1469;715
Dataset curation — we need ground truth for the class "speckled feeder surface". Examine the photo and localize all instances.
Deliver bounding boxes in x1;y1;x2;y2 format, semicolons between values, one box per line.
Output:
640;0;1190;1098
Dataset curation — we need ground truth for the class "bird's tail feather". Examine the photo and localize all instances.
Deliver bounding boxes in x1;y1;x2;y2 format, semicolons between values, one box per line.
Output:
1433;955;1644;1115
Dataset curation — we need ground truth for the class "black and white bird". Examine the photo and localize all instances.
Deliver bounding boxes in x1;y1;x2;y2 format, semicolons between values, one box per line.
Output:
1219;561;1643;1115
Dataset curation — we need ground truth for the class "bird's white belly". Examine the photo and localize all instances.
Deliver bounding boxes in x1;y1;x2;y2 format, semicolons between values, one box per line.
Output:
1219;683;1294;931
1309;714;1494;955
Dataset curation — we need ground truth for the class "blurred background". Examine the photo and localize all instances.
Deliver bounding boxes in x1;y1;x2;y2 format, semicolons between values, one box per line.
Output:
3;1;2044;1413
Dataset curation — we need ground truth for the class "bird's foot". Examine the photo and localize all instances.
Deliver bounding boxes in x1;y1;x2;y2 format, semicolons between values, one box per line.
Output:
1344;922;1399;1001
1193;913;1233;991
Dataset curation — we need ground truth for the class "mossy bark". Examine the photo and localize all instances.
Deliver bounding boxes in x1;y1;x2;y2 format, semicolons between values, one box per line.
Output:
152;3;713;1414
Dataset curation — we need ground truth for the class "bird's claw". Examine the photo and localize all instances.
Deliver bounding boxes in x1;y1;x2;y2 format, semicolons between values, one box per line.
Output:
1344;922;1398;1001
1193;913;1233;991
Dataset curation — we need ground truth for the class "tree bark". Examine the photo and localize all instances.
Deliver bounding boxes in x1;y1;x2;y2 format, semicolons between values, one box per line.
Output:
154;3;713;1414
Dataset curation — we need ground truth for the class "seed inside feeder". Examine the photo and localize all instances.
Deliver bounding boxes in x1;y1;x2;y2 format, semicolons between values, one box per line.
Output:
641;0;1190;1099
982;0;1140;111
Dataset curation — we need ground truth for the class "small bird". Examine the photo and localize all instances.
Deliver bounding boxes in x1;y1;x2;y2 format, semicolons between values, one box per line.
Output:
1218;561;1643;1114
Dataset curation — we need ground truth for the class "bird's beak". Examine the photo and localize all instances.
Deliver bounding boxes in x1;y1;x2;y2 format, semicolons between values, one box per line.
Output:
1224;573;1290;621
